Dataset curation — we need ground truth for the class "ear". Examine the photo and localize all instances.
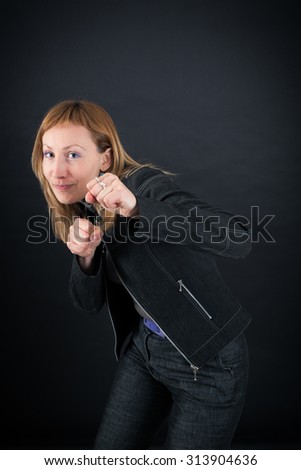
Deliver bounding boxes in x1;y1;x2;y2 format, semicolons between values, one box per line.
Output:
100;148;112;172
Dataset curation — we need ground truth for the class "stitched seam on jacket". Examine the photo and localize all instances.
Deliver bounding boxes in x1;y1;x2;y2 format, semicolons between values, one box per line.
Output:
189;305;242;356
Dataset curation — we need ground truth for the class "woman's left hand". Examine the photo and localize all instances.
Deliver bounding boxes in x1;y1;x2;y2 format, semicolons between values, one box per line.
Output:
86;173;139;218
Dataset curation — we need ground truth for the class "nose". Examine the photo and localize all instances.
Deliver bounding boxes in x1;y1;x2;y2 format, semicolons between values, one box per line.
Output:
52;157;68;180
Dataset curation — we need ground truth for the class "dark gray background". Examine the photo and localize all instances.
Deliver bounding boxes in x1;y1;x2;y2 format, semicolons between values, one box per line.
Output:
2;0;300;449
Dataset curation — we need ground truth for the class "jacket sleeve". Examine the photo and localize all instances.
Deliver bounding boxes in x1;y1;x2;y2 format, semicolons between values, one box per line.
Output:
133;173;251;259
68;243;106;314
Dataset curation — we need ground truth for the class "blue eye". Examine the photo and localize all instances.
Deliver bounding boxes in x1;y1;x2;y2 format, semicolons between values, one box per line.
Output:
68;152;80;159
43;151;54;158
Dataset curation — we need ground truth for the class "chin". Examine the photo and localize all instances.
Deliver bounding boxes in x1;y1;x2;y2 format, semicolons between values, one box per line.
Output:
54;193;81;205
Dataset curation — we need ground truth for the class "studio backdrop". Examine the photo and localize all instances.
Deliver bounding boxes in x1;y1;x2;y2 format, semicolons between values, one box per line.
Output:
2;0;300;449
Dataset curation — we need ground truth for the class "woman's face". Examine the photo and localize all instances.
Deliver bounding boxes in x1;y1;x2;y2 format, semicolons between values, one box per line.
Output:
42;124;111;204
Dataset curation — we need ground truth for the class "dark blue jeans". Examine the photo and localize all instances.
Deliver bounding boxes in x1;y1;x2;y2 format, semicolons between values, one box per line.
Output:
93;318;249;450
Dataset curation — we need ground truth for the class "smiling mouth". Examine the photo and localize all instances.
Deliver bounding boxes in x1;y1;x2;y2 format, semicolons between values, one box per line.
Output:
53;184;74;191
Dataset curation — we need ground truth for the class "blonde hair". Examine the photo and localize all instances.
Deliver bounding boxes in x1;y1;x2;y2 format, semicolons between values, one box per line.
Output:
32;99;171;242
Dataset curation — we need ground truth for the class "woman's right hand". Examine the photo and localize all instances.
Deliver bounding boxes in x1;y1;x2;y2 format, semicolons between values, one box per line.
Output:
67;218;103;272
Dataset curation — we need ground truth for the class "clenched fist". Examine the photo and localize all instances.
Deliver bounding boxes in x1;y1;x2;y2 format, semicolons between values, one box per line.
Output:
86;173;139;218
67;218;103;273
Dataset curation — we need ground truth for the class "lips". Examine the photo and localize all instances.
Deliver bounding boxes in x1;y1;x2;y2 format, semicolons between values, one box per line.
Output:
53;184;74;191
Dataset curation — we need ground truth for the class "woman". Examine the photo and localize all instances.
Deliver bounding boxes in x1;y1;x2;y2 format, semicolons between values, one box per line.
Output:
32;99;252;450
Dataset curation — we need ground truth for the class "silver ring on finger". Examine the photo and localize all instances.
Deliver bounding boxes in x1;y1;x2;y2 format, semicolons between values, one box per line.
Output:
95;176;106;189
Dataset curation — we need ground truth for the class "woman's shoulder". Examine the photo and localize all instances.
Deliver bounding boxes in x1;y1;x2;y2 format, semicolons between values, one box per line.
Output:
123;164;175;192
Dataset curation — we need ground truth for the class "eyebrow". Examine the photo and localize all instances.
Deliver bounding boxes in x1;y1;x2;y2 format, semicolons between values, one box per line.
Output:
42;144;87;150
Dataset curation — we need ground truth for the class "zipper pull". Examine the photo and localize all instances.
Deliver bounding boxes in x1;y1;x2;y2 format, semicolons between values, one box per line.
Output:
177;279;183;292
190;364;199;382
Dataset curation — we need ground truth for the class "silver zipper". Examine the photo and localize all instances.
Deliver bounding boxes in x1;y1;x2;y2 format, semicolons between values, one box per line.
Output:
104;277;119;361
104;246;199;380
101;244;119;361
190;364;199;382
177;279;213;320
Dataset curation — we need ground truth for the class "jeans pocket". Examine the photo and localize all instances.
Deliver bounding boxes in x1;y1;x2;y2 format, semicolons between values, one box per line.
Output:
215;333;247;373
216;353;234;375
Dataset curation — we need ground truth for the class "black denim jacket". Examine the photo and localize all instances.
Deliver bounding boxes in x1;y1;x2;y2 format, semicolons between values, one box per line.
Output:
69;166;252;368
